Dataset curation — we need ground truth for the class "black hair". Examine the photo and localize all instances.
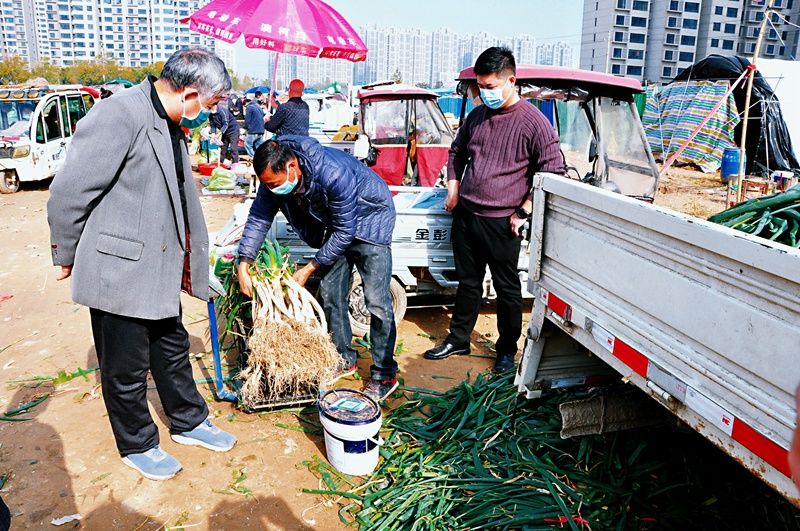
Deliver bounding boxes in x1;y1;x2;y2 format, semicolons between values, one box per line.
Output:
474;47;516;77
254;91;263;98
254;140;296;177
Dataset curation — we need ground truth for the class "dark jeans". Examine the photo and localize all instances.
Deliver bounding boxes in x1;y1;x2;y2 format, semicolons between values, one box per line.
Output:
90;308;209;456
317;242;398;381
446;206;523;357
219;133;239;164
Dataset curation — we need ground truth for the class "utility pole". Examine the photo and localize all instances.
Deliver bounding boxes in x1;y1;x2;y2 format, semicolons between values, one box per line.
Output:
734;0;775;203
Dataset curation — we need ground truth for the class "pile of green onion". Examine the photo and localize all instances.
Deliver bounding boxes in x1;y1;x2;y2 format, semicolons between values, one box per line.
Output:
305;373;800;530
708;184;800;247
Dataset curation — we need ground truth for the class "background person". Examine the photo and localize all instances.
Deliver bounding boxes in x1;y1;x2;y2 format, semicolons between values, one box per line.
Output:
47;48;237;482
209;101;240;164
244;91;266;157
266;79;310;137
423;46;564;374
229;93;244;120
236;137;399;402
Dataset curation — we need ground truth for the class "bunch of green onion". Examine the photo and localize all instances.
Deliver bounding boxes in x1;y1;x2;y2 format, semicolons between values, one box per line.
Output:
708;184;800;247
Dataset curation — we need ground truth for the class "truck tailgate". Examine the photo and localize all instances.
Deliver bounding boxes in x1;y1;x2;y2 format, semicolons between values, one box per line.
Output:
525;173;800;502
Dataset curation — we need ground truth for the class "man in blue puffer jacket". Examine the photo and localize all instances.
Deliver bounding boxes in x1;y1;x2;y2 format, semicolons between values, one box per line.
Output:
237;136;399;401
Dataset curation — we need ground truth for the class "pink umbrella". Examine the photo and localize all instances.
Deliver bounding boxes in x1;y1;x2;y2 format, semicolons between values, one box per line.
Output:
180;0;367;103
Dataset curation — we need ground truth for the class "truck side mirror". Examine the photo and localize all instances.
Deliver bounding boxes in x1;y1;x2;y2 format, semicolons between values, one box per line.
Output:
589;138;598;163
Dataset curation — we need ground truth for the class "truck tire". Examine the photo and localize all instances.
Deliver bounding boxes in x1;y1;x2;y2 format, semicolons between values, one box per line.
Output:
348;272;407;338
0;171;19;194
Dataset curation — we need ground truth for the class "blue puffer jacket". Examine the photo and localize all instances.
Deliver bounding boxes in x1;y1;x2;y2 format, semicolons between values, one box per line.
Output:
237;136;396;266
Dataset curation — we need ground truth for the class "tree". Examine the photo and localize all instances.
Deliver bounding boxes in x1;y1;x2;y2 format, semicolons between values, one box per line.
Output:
0;56;30;85
30;58;61;84
392;67;402;82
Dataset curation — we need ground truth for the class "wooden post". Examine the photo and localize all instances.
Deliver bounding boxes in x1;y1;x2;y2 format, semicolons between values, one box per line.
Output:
735;0;775;203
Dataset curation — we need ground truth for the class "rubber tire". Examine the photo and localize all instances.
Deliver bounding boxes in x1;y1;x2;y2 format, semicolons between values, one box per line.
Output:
0;171;19;194
348;271;407;338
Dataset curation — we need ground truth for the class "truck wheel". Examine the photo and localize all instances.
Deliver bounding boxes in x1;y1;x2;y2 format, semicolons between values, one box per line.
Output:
0;171;19;194
348;272;407;338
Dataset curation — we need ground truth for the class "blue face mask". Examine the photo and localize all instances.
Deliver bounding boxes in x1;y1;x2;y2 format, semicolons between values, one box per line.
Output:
179;96;211;129
270;167;297;195
479;81;509;109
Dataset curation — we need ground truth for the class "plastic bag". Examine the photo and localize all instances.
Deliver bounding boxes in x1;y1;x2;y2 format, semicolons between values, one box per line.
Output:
206;167;236;191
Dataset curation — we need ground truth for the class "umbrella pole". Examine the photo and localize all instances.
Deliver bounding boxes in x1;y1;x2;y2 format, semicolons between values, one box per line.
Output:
735;0;774;203
270;53;280;112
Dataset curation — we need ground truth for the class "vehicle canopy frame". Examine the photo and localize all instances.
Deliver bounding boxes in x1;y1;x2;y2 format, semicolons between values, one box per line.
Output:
456;65;660;201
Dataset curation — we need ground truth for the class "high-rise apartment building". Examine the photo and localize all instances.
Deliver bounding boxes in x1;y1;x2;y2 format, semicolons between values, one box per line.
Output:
388;27;431;85
458;31;498;71
294;54;354;89
537;41;576;67
510;34;537;65
431;27;459;86
582;0;800;83
554;41;576;67
0;0;218;68
353;23;391;85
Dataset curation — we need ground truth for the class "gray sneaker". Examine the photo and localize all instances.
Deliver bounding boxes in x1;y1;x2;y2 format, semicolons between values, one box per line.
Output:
121;446;182;481
171;419;237;452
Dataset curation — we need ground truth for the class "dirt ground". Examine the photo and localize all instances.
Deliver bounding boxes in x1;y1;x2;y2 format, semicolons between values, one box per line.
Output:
0;162;749;529
0;168;535;530
654;165;731;217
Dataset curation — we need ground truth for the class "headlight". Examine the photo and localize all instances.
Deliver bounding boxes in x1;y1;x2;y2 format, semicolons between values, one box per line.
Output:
12;145;30;159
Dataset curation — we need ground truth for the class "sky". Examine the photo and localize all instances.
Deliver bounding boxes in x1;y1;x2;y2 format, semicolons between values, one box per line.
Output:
232;0;584;79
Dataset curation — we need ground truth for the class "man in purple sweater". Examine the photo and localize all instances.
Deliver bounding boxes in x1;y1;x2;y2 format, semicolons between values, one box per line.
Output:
424;47;564;373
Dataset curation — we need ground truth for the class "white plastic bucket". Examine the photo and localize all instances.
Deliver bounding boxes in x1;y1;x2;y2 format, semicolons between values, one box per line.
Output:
318;388;382;476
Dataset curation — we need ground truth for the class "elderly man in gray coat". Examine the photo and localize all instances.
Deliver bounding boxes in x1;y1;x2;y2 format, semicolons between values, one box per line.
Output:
47;49;237;481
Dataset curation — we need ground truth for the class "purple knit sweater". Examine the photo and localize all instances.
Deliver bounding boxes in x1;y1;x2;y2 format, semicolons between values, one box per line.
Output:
448;98;564;217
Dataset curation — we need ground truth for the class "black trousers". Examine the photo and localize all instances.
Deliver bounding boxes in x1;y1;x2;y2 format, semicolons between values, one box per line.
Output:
219;133;240;164
446;206;524;356
90;308;209;456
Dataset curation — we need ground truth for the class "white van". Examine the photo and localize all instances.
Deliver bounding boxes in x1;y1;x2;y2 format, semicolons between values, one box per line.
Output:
0;86;95;193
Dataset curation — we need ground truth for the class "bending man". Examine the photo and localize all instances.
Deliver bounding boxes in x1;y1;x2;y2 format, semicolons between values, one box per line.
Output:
237;137;399;402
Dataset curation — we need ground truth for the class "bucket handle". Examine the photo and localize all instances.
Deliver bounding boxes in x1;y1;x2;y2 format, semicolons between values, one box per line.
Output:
367;435;384;447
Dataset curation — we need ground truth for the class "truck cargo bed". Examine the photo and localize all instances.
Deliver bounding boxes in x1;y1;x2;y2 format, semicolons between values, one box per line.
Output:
518;173;800;504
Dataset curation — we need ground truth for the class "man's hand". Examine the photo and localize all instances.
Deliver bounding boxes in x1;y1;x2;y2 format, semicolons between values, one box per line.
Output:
293;261;318;287
510;213;527;237
56;265;72;281
445;180;460;212
238;261;253;298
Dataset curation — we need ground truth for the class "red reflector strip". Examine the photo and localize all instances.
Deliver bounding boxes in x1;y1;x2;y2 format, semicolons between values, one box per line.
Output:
612;338;648;378
731;419;792;477
546;292;572;321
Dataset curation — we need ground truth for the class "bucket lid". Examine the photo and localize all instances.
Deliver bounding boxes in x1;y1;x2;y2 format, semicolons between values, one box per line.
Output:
319;388;381;425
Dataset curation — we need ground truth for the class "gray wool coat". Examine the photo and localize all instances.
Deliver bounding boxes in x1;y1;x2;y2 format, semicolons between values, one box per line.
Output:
47;79;210;320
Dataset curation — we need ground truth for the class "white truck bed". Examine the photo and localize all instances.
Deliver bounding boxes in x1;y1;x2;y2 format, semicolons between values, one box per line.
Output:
517;173;800;504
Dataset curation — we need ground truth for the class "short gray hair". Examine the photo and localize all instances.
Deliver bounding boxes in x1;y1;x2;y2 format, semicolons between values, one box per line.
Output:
160;48;232;100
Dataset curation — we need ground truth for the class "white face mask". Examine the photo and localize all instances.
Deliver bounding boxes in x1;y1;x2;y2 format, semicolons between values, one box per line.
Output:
270;167;298;195
479;80;510;109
